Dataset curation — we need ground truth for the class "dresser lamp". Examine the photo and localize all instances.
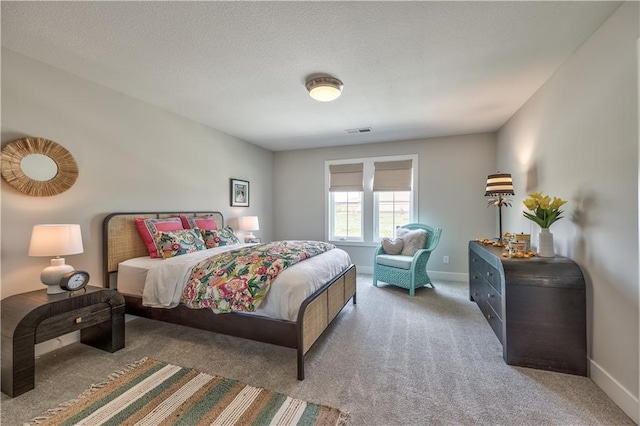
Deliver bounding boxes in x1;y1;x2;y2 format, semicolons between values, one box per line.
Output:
484;172;514;243
28;224;84;294
239;216;260;242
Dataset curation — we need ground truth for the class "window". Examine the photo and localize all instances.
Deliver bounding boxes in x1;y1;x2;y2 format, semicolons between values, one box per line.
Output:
326;155;417;244
375;191;410;238
328;163;364;241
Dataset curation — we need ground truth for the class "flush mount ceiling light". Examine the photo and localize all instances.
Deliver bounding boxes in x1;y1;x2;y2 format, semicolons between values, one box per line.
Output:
306;76;343;102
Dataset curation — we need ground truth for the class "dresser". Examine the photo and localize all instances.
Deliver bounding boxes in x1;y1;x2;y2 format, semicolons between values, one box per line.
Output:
468;241;587;376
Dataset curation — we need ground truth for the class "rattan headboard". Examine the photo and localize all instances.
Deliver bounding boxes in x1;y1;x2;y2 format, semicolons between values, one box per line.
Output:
102;211;224;287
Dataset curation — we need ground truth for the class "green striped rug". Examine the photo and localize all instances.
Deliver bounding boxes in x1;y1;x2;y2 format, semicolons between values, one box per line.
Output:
29;358;349;426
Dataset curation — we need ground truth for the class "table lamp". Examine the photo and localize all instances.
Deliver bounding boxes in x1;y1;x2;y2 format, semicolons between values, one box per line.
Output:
28;224;84;294
484;172;514;243
239;216;260;242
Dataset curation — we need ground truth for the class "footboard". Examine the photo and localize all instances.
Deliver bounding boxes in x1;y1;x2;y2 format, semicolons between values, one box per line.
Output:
296;264;357;379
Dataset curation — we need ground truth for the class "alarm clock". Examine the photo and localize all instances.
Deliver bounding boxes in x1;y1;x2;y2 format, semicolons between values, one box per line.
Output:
60;270;90;292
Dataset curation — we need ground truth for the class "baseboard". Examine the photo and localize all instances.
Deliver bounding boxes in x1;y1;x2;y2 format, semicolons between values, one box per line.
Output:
428;271;467;283
357;267;467;283
590;358;639;423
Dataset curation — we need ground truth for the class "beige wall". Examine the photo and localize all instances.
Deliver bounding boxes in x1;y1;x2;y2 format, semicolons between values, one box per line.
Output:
497;2;639;421
1;48;274;300
273;133;497;278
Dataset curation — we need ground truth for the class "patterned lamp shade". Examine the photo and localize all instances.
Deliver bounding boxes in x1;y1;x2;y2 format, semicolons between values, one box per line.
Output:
484;172;515;196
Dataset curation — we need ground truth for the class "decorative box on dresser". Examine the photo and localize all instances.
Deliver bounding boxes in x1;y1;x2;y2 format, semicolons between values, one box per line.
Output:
1;286;125;397
468;241;587;376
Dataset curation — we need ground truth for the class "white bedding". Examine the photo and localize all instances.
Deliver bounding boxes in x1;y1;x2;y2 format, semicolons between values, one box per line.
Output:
117;243;352;321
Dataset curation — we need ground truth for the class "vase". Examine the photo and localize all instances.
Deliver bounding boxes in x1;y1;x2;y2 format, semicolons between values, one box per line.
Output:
537;228;555;257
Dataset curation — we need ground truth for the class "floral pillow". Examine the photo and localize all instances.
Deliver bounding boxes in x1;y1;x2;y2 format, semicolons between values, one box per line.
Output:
152;229;205;259
135;217;185;258
201;226;241;248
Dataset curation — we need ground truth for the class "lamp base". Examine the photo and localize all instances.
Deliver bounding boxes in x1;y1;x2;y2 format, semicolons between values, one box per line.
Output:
41;258;74;294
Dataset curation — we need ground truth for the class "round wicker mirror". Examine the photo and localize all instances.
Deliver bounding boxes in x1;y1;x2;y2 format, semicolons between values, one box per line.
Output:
1;137;78;196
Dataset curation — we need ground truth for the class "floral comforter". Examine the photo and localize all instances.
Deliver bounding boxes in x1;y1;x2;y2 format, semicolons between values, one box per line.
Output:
180;240;335;313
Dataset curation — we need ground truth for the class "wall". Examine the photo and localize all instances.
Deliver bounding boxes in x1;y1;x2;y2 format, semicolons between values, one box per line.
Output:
497;2;639;421
1;48;274;298
273;133;496;279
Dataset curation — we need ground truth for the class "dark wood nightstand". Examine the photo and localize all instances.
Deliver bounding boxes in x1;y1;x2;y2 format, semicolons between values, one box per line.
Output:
1;286;125;397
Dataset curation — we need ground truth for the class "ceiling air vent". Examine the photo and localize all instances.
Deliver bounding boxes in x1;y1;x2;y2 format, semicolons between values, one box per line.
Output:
345;127;372;134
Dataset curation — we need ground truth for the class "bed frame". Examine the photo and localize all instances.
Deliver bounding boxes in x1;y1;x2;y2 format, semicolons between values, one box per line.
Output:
102;211;356;380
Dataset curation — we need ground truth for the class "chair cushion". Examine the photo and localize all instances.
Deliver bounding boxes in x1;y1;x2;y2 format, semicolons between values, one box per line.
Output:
381;237;404;255
396;228;427;256
376;254;414;270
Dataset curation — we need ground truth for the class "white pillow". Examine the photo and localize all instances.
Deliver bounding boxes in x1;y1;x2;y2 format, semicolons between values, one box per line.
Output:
381;237;404;255
396;228;428;256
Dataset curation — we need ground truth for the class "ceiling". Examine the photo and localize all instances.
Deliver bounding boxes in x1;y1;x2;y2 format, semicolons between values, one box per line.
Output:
1;1;621;151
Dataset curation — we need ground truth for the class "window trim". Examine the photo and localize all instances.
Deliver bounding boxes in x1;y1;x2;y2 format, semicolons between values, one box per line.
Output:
325;154;418;245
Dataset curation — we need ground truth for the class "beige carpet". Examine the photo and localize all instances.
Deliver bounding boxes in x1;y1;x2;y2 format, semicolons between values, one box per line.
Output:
1;275;634;425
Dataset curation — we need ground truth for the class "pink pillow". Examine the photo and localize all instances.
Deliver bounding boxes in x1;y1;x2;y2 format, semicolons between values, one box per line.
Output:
134;217;184;258
186;216;218;231
175;215;191;229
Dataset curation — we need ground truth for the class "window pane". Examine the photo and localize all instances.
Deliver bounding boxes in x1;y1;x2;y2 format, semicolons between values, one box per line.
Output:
332;192;362;239
377;191;411;238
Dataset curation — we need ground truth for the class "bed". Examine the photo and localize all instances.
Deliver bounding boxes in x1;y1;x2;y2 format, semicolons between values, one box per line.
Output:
102;211;356;380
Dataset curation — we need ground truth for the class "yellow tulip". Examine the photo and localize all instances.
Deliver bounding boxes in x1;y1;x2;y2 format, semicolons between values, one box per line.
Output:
539;195;551;209
528;191;543;201
550;197;567;209
523;198;537;210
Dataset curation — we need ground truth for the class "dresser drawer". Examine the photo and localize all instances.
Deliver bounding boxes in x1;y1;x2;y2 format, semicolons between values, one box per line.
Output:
485;305;503;344
469;251;487;275
486;281;502;319
35;303;112;344
484;265;501;295
469;270;484;303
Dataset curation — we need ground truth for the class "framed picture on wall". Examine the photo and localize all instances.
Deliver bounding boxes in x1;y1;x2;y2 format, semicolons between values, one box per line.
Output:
230;178;249;207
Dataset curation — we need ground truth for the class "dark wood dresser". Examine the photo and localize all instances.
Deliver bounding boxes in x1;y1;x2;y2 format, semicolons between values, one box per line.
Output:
468;241;587;376
1;286;125;397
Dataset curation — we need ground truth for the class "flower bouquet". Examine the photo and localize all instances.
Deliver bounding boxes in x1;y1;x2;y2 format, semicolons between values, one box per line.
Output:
522;191;567;257
522;191;567;229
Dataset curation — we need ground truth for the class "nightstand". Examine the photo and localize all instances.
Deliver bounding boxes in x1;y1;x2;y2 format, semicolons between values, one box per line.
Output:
1;286;125;397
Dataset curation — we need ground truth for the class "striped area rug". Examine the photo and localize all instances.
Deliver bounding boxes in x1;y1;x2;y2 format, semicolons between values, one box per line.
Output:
28;358;348;426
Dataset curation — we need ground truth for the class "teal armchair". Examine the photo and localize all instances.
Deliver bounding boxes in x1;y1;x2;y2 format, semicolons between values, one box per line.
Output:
373;223;442;296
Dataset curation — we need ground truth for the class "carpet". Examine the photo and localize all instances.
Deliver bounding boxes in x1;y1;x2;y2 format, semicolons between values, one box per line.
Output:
27;358;349;426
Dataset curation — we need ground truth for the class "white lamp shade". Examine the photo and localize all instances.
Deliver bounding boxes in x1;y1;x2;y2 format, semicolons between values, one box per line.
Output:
28;224;84;257
239;216;260;232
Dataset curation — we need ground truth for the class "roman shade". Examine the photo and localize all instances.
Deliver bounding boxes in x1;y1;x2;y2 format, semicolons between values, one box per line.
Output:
373;160;413;191
329;163;364;192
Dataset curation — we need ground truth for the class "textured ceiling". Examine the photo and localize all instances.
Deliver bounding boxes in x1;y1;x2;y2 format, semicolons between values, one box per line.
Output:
1;1;621;151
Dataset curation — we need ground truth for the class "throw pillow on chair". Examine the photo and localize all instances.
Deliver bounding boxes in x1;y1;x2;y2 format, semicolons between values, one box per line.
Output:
396;228;428;256
381;238;404;255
